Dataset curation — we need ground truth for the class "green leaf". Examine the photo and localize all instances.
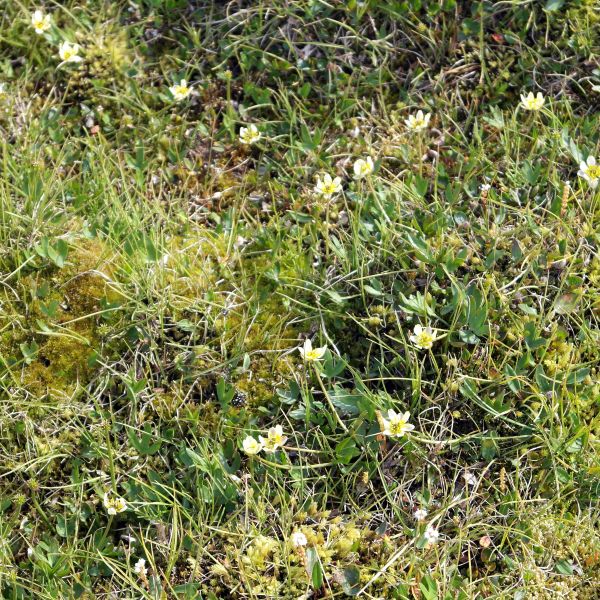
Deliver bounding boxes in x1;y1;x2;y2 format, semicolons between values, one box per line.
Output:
504;365;522;393
524;322;546;350
56;515;76;537
20;340;39;363
47;239;68;267
565;437;583;454
511;240;523;261
127;424;163;455
459;379;479;402
467;286;489;336
322;354;346;379
325;289;346;305
566;367;589;386
216;377;235;408
534;365;556;393
483;106;504;130
363;284;383;296
399;291;437;317
560;129;583;163
406;232;434;263
305;547;323;589
554;559;573;575
335;437;360;464
481;435;498;461
484;249;504;269
329;386;362;416
545;0;564;11
554;293;580;315
483;392;511;415
173;583;201;598
420;574;438;600
277;382;300;405
518;304;538;316
339;565;361;595
521;160;541;185
39;299;59;318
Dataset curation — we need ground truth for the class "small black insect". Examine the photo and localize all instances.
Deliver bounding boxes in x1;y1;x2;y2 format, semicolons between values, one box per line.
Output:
231;391;247;408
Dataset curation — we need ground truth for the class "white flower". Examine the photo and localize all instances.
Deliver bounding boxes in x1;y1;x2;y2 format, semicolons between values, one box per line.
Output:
169;79;191;102
58;41;82;64
31;10;51;34
381;410;415;438
314;173;342;198
424;525;439;545
103;492;127;515
414;508;428;522
242;435;263;455
353;157;374;179
134;558;147;576
298;338;327;362
0;83;6;95
578;155;600;189
409;324;437;350
239;124;261;145
520;91;545;111
259;425;287;453
463;471;477;487
291;531;308;548
404;110;431;132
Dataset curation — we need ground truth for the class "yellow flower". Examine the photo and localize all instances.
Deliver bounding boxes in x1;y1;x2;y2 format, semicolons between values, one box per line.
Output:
578;155;599;189
381;410;415;438
520;91;545;111
259;425;287;453
314;173;342;198
409;324;437;350
353;156;374;179
58;41;82;64
31;10;51;34
239;124;261;145
242;435;263;455
103;492;127;515
169;79;191;102
298;338;327;362
404;110;431;132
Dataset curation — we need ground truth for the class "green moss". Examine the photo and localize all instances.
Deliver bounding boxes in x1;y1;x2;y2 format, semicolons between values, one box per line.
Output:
234;354;295;407
203;513;412;598
0;237;122;398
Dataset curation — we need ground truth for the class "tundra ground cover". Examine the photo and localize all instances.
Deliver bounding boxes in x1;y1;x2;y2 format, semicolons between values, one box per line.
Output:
0;1;599;598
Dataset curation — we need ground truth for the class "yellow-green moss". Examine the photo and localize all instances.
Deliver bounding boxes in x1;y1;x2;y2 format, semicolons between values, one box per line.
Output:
0;237;122;398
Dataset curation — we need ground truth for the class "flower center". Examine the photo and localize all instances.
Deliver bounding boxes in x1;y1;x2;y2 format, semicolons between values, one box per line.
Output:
417;332;433;346
389;419;407;435
265;434;283;449
525;98;543;109
586;165;600;179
